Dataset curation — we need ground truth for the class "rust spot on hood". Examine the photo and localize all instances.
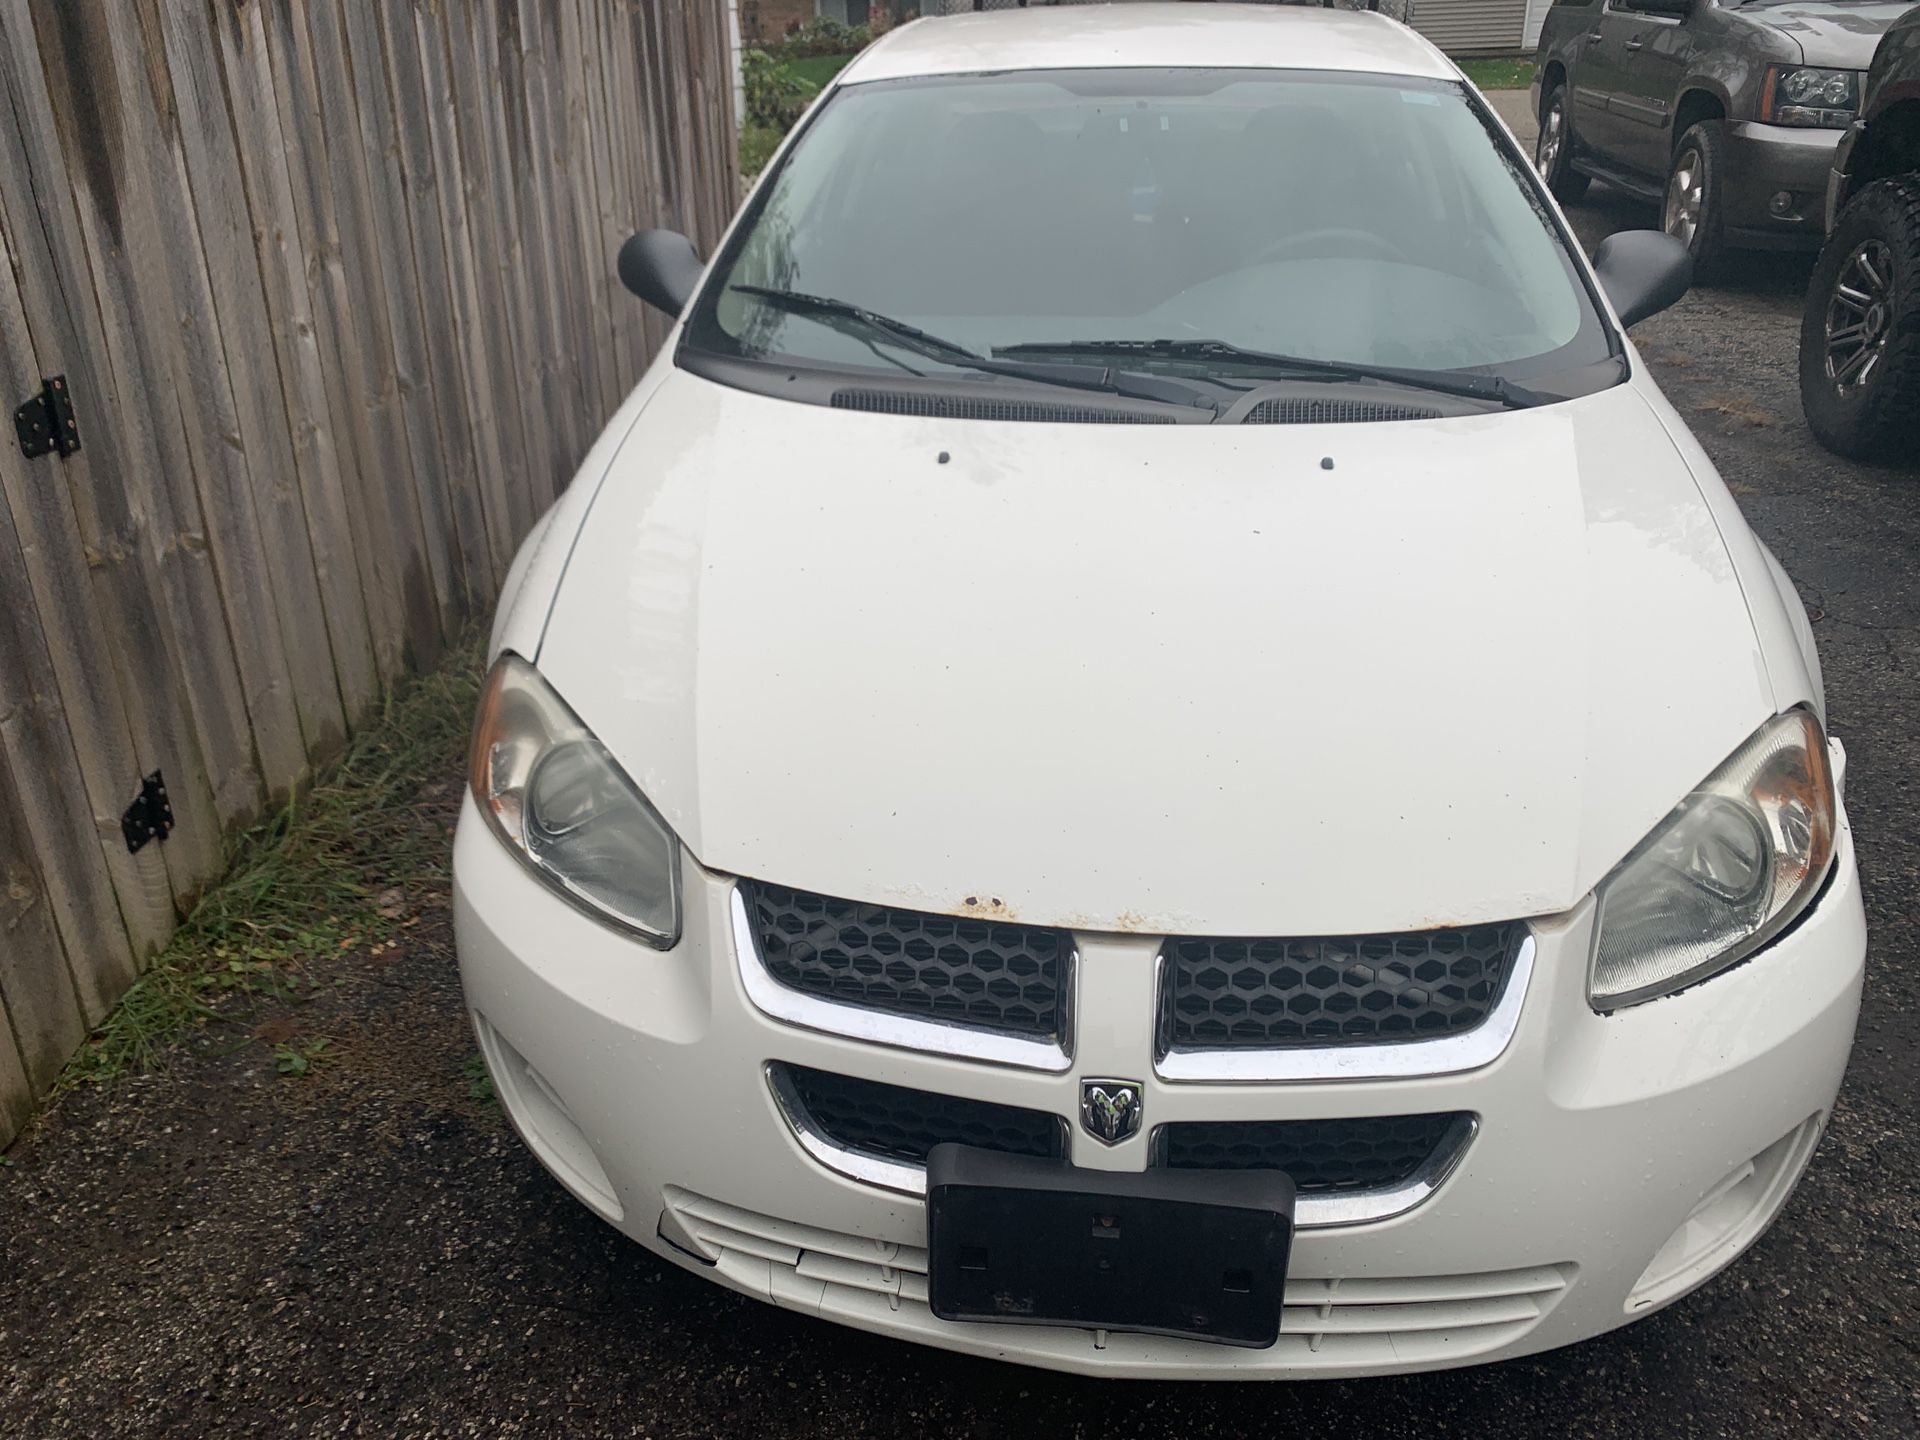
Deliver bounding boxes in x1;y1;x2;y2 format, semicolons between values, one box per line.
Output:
956;894;1017;921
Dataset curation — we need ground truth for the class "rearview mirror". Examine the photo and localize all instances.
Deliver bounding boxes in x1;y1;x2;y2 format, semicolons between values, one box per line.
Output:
618;229;704;317
1591;230;1692;328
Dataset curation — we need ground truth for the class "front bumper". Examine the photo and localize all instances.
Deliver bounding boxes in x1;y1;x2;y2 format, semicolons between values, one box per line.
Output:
1721;122;1846;249
453;789;1865;1379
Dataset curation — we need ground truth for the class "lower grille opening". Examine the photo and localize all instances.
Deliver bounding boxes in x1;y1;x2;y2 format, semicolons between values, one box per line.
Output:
773;1066;1469;1199
1159;1114;1470;1192
774;1063;1064;1164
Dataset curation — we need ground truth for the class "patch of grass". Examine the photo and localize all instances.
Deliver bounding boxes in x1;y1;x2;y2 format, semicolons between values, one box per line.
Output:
781;53;853;91
1458;57;1536;92
740;121;783;179
61;633;486;1088
464;1054;497;1106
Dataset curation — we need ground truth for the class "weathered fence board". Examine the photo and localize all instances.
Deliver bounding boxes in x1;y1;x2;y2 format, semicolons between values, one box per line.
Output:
3;0;264;839
334;0;469;634
96;0;315;794
211;0;383;727
0;0;737;1146
0;739;85;1096
0;185;176;963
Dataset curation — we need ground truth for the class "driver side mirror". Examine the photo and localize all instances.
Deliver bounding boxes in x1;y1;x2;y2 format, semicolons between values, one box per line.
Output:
1592;230;1692;328
618;229;704;317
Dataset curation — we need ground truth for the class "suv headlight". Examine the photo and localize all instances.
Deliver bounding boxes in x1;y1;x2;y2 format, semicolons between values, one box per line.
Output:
469;652;682;947
1591;711;1835;1010
1761;66;1861;128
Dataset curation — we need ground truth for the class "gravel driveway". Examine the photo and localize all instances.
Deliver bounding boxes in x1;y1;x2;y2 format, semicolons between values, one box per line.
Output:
1;96;1914;1439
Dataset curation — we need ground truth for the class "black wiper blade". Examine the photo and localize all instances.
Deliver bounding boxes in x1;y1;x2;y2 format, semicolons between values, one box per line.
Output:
729;287;1221;412
995;338;1550;410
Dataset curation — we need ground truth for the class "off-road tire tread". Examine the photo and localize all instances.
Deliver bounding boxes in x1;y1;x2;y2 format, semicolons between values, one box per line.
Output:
1798;174;1920;462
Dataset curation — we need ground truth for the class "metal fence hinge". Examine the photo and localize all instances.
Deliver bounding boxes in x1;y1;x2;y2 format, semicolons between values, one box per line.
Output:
121;771;173;854
13;375;80;460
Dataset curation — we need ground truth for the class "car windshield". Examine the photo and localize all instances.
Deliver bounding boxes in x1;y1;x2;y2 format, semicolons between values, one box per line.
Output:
685;67;1617;402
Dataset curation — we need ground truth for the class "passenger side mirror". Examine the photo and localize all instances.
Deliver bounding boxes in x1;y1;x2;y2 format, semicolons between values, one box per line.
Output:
1591;230;1692;328
618;229;704;317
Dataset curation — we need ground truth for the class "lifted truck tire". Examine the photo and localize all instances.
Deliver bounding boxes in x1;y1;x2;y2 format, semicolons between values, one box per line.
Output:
1800;175;1920;461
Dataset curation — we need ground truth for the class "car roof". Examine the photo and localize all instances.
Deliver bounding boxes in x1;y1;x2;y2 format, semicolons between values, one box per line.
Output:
839;3;1459;86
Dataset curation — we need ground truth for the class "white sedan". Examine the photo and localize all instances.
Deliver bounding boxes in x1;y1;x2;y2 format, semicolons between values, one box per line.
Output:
456;3;1865;1377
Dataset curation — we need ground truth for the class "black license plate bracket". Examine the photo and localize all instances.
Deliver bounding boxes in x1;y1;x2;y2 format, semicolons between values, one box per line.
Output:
925;1143;1295;1348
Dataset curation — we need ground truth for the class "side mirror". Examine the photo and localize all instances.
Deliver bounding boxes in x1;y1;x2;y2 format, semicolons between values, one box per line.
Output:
618;229;704;317
1592;230;1692;328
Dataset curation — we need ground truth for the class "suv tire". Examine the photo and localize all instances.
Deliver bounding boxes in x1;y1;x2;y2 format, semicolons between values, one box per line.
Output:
1800;175;1920;461
1664;122;1728;284
1536;85;1590;204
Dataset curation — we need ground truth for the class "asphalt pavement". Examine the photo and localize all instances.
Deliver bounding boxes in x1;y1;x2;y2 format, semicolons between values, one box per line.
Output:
0;96;1914;1439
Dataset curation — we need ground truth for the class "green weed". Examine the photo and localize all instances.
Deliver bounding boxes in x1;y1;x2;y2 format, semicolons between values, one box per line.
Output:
464;1053;497;1106
61;633;485;1088
274;1037;332;1078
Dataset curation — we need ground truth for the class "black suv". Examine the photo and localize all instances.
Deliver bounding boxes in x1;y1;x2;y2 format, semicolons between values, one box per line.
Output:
1800;4;1920;457
1532;0;1907;278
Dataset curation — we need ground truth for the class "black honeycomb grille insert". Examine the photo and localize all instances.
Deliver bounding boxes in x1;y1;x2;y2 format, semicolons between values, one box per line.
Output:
831;389;1175;423
1243;397;1441;424
1162;1113;1467;1191
743;880;1068;1041
776;1064;1063;1163
1161;924;1520;1049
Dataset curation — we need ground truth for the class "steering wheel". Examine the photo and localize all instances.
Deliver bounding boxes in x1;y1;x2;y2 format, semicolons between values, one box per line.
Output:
1251;227;1409;266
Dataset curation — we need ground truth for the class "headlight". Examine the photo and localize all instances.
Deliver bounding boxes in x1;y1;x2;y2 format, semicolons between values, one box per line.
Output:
1761;66;1860;128
1591;711;1835;1010
469;652;681;947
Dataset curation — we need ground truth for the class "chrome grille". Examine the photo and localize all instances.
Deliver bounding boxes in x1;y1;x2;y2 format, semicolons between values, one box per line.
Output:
741;880;1070;1042
1160;924;1521;1050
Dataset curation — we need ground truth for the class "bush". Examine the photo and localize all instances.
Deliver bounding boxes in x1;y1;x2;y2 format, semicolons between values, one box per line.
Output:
774;18;871;57
739;122;783;180
742;48;812;130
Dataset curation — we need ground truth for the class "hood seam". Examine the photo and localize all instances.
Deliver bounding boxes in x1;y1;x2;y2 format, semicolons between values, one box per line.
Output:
531;359;677;666
1633;382;1782;712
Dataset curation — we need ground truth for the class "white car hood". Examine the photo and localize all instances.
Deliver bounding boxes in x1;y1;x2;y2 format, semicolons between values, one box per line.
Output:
536;368;1774;937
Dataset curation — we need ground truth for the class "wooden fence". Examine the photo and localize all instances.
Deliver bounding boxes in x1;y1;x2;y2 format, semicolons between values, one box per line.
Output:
0;0;737;1145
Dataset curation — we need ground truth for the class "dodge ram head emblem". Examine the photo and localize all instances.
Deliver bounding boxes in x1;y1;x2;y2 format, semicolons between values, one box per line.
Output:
1080;1078;1144;1146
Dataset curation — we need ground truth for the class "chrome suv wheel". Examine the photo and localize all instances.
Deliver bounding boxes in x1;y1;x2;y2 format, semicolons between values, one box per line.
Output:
1663;122;1727;282
1534;86;1589;204
1662;145;1704;248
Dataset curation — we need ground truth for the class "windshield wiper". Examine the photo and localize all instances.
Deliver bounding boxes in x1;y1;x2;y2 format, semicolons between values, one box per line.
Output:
729;286;1223;412
994;338;1550;410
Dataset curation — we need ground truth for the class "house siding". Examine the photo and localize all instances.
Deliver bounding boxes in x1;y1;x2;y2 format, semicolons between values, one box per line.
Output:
1409;0;1530;54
